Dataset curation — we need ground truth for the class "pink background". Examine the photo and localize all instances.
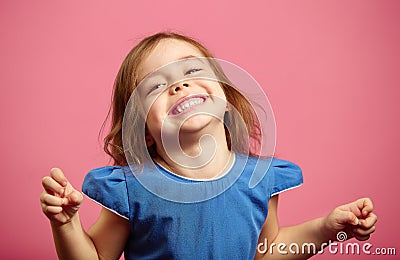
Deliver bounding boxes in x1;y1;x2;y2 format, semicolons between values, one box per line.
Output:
1;1;399;259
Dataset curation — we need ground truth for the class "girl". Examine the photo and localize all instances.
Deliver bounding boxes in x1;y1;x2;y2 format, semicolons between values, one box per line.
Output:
40;32;377;259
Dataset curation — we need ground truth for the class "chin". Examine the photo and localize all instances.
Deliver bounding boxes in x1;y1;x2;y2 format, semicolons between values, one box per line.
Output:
178;114;219;133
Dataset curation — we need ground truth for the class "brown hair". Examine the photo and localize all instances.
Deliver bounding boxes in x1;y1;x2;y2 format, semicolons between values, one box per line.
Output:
102;32;261;166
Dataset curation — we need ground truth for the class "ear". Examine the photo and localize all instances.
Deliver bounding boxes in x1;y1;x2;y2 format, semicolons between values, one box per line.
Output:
145;128;155;147
225;102;230;112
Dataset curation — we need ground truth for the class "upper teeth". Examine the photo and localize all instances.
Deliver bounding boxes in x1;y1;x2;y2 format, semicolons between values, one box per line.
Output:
176;98;204;114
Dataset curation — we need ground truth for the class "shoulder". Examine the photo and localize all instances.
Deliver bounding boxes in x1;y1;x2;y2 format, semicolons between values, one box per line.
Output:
270;157;302;172
82;166;131;195
244;155;302;173
83;165;127;182
267;157;303;196
235;155;303;195
236;155;302;176
82;165;132;219
236;154;300;169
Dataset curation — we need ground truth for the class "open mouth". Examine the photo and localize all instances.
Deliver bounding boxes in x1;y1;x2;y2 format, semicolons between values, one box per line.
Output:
169;94;208;116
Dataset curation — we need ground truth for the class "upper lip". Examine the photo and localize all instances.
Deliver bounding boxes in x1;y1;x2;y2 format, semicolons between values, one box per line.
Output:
169;94;208;116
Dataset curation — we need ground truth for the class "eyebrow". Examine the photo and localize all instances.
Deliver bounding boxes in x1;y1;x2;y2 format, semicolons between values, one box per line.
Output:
138;55;206;83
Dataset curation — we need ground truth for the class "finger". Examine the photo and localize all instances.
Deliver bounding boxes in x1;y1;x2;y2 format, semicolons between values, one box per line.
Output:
43;205;63;214
42;176;65;195
41;193;66;206
342;210;360;226
354;234;370;241
338;201;361;218
66;190;83;206
348;204;362;218
40;190;48;203
356;198;374;217
360;213;378;229
353;225;376;237
360;213;378;233
50;168;68;187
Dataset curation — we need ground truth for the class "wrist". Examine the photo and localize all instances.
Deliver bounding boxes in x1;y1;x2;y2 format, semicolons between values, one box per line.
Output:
50;213;80;231
319;216;337;242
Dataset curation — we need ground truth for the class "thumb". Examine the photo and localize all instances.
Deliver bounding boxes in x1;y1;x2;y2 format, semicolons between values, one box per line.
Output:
63;189;83;206
342;211;360;226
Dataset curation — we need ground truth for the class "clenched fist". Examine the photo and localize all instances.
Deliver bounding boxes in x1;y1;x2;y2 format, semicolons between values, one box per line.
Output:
40;168;83;226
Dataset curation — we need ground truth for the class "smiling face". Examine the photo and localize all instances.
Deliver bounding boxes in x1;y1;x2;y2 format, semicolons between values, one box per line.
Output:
136;39;227;149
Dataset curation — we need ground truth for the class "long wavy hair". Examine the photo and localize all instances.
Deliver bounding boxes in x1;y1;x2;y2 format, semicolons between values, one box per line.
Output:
102;32;261;166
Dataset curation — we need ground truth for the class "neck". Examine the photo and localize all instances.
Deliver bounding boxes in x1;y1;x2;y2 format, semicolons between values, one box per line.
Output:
154;124;233;179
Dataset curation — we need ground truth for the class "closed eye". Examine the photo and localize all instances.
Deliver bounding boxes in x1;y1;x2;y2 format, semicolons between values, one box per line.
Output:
185;68;202;75
148;83;166;94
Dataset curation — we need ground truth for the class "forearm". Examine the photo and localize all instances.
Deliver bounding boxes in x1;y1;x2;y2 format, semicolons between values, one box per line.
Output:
262;217;330;260
51;213;99;260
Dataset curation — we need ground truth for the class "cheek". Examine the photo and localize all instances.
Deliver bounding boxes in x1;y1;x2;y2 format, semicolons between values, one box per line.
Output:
145;118;162;143
145;93;168;118
145;102;167;137
202;81;227;100
216;87;227;101
147;109;163;128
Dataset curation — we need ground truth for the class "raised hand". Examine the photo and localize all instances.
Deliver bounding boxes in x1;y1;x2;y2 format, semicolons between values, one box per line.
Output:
323;197;377;241
40;168;83;225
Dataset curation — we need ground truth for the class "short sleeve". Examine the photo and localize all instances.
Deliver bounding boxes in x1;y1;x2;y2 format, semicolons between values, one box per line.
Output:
269;158;303;197
82;166;129;220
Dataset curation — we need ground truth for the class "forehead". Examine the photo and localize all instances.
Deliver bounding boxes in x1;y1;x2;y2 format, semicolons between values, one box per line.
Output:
137;39;204;82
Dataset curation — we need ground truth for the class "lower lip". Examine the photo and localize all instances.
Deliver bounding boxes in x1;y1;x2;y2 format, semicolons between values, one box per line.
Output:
169;97;207;117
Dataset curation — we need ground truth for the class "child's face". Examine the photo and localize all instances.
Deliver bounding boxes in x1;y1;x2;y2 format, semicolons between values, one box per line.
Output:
136;39;227;147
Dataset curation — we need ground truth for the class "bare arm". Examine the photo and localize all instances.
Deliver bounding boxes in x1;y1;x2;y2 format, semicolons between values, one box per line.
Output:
50;212;98;260
41;168;130;260
255;196;377;260
88;208;130;260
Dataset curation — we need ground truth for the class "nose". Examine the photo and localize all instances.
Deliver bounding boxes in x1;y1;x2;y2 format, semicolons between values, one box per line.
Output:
170;82;189;94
